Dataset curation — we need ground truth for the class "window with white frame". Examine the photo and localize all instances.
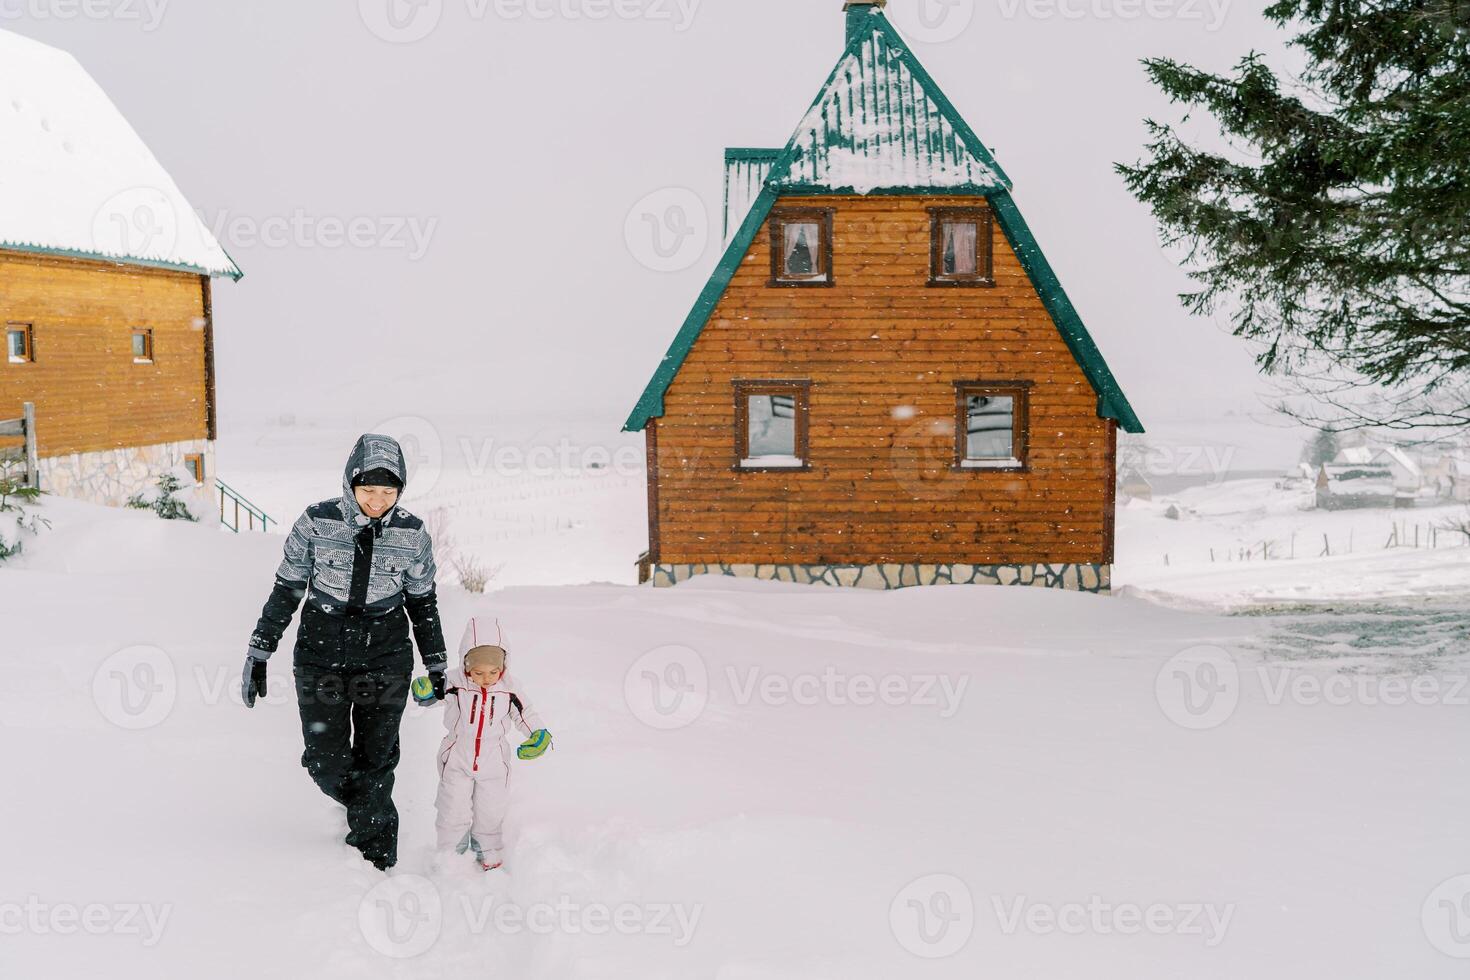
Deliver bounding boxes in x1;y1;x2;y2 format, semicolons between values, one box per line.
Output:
7;325;33;363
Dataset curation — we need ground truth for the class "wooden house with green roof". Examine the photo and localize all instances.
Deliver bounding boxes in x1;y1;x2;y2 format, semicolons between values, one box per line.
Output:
625;0;1143;592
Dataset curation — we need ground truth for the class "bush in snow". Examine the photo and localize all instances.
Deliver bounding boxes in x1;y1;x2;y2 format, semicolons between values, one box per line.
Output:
424;507;502;593
127;470;199;523
452;555;502;594
0;464;47;562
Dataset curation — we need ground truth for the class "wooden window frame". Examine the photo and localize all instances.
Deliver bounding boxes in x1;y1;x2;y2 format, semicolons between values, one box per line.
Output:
768;208;835;288
733;380;812;472
929;207;995;287
6;324;34;364
132;328;154;364
184;453;206;485
953;380;1032;472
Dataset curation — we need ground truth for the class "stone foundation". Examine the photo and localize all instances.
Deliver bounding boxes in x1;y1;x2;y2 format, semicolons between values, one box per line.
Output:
650;561;1111;593
37;439;216;508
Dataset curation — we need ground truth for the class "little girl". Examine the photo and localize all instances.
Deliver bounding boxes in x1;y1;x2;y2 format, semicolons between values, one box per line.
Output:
429;616;552;870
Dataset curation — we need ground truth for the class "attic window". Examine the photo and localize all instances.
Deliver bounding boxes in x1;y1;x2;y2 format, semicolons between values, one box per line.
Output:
955;382;1030;470
7;324;33;363
132;329;154;364
735;380;811;470
930;208;994;286
769;208;834;286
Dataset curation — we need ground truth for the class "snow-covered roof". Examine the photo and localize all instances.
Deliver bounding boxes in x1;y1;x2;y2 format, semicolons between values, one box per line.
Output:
0;30;241;280
1335;447;1374;465
723;149;778;246
1319;463;1395;496
777;13;1008;196
1372;446;1421;478
623;7;1142;436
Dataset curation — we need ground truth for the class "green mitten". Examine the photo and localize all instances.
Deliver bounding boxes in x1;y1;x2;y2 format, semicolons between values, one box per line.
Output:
517;729;553;760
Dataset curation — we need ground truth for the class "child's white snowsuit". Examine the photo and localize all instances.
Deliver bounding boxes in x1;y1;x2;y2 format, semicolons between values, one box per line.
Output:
433;620;544;863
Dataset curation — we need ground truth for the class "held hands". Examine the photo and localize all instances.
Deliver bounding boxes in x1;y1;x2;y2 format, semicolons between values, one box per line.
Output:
412;669;449;707
241;651;269;708
517;729;553;760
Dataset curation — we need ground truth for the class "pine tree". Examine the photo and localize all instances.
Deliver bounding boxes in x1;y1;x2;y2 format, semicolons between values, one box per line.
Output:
1306;428;1340;467
1118;0;1470;426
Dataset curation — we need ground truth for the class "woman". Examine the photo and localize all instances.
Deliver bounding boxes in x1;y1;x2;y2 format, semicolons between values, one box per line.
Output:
241;433;447;871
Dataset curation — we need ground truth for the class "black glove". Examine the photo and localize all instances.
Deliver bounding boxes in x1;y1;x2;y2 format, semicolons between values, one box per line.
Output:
430;669;447;702
242;651;269;708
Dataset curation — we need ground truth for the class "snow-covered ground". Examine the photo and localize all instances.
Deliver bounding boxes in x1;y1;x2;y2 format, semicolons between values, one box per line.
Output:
4;448;1470;976
4;418;1469;976
1116;477;1470;607
215;415;649;588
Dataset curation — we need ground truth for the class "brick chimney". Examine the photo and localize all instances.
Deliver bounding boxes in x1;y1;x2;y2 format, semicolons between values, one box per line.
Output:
844;0;886;43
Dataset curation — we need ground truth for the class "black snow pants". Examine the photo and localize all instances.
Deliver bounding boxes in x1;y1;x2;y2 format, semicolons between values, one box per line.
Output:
292;602;414;869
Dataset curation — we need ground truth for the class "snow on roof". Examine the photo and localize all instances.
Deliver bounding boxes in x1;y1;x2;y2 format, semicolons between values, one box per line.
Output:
1372;446;1421;477
0;30;241;279
723;149;778;246
1319;463;1395;495
1335;447;1374;465
778;23;1006;195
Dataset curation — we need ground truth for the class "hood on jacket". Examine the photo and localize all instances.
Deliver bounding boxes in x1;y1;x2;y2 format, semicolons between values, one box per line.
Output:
458;616;508;668
340;433;409;527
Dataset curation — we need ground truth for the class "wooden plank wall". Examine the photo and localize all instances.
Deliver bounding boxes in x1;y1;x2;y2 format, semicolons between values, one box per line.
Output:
0;250;210;457
652;195;1113;567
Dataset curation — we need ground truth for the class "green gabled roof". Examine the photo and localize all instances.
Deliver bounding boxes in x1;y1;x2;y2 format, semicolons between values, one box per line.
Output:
779;9;1009;196
623;9;1142;435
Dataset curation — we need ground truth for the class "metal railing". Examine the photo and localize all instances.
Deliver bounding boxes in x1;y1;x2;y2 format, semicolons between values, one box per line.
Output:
217;478;274;533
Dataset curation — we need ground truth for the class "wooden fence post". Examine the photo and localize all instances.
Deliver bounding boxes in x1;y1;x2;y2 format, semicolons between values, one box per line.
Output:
22;402;38;490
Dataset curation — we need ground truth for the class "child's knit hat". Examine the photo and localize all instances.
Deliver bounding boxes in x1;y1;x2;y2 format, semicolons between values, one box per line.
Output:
465;645;506;672
459;616;508;671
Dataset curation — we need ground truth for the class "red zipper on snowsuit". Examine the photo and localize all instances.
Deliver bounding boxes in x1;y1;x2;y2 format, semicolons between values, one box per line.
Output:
472;687;491;772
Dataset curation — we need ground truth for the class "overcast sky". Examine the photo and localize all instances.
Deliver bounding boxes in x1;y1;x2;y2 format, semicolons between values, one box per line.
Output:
3;0;1291;437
